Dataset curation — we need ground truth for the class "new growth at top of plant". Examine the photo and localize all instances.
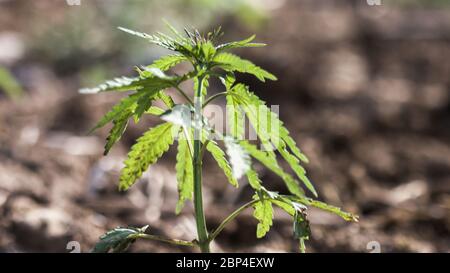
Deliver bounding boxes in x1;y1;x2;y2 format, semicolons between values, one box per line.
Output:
80;23;358;253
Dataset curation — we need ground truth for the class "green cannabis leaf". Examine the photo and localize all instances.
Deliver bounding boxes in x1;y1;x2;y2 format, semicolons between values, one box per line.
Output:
104;110;130;155
246;167;262;190
253;193;274;238
240;141;305;197
294;212;311;253
206;140;239;187
216;34;266;51
81;23;357;253
147;54;188;71
119;122;175;191
92;226;148;253
175;131;194;214
213;53;277;82
229;84;316;196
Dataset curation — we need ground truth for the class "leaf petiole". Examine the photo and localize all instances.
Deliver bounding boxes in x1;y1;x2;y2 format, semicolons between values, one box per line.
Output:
174;85;194;106
136;233;196;247
208;199;261;242
202;92;228;108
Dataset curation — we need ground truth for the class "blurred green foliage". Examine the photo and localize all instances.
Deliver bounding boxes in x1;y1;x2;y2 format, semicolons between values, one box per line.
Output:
0;67;22;99
27;0;266;70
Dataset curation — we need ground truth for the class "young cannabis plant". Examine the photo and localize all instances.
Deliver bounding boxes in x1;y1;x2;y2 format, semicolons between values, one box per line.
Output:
81;24;358;253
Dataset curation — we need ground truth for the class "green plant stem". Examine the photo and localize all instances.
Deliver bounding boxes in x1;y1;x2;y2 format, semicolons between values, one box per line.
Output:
299;238;306;253
208;199;259;242
202;92;228;108
136;234;196;247
193;75;210;253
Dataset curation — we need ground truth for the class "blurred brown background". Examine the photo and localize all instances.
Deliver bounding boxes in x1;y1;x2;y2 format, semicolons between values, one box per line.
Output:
0;0;449;253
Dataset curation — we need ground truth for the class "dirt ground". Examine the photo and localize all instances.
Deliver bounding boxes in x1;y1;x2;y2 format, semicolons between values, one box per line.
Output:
0;1;449;253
